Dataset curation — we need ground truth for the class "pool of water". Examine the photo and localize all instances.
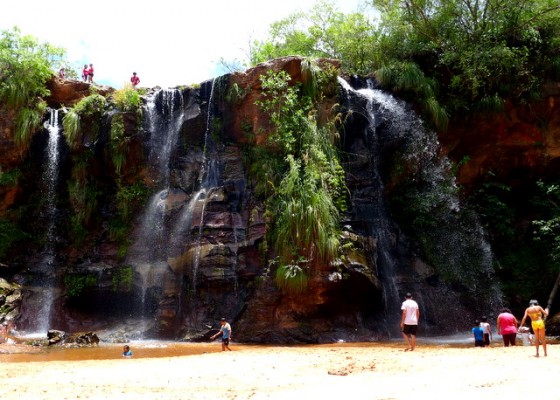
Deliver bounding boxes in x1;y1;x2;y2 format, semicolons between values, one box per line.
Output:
2;335;556;363
0;341;222;363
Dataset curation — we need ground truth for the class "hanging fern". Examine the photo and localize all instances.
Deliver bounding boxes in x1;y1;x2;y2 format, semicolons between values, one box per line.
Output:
62;109;81;149
251;66;346;294
110;113;126;175
275;264;309;294
14;101;46;147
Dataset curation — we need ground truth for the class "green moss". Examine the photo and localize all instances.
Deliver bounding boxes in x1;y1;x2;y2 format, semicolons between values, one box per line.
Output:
64;273;98;298
0;218;28;259
0;167;21;187
111;265;133;292
225;82;248;103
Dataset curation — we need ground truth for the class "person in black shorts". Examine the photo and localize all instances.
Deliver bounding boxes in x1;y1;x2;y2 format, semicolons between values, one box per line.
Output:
400;292;420;351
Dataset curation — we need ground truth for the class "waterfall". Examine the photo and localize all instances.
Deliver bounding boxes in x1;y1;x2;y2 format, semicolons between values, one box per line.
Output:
125;89;185;333
170;79;220;296
22;109;61;335
339;77;503;335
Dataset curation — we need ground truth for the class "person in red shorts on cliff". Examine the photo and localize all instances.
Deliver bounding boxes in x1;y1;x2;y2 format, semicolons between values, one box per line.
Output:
87;63;94;83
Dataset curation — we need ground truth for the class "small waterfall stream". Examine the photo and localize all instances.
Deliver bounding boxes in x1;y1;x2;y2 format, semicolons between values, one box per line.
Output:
22;109;62;335
125;89;185;333
170;79;220;296
339;78;503;335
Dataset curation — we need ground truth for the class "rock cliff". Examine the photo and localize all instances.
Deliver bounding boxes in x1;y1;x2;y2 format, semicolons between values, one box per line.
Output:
1;57;559;341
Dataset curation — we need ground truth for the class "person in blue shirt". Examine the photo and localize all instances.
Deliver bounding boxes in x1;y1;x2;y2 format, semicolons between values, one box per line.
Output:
472;320;484;347
211;318;232;351
122;345;133;357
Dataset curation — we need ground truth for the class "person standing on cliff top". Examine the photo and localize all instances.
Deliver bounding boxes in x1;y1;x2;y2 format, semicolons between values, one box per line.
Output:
130;72;140;86
82;64;88;81
87;63;94;83
211;318;232;351
401;292;420;351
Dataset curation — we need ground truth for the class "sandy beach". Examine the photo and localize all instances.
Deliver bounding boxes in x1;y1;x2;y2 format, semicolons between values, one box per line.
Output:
0;341;557;399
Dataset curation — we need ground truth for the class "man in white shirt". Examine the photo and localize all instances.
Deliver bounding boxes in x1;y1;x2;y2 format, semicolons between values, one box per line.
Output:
211;318;232;351
400;292;420;351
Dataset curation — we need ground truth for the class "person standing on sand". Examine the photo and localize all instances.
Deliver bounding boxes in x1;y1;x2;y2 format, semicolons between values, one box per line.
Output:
519;299;548;357
472;320;485;347
480;316;493;347
400;292;420;351
211;318;232;351
497;308;518;347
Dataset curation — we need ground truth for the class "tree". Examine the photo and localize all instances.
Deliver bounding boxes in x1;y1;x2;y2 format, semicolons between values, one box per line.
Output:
250;0;379;75
370;0;560;114
0;27;65;147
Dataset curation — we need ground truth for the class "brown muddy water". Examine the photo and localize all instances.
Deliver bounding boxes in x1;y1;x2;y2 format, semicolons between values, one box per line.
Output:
1;334;556;363
0;342;226;363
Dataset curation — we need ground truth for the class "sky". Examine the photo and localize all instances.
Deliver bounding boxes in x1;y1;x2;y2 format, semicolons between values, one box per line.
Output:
1;0;365;89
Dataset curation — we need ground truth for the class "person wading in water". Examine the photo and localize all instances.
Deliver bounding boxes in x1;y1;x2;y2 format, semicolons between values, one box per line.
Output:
519;299;548;357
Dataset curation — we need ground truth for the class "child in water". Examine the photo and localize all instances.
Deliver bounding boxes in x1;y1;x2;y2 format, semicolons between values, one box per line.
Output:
472;320;484;347
122;345;133;357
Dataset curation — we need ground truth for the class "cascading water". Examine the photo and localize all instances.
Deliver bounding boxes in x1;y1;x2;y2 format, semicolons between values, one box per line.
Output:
170;79;220;296
339;77;503;335
125;89;185;333
21;109;62;335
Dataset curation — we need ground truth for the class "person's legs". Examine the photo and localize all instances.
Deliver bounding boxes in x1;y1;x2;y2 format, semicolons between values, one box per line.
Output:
502;335;509;347
402;331;412;350
410;334;416;351
534;328;547;357
503;333;515;346
222;338;231;351
508;333;517;346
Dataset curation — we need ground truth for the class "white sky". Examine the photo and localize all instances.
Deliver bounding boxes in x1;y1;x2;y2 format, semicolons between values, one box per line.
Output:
1;0;364;89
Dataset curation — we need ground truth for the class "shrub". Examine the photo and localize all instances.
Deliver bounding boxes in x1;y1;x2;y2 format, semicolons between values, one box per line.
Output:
112;84;143;113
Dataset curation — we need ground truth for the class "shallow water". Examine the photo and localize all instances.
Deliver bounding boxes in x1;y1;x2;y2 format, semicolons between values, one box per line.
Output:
1;334;557;363
0;341;222;363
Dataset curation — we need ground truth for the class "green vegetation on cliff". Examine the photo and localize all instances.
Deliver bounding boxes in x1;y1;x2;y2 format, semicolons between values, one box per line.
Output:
248;62;346;294
250;0;560;127
0;27;64;148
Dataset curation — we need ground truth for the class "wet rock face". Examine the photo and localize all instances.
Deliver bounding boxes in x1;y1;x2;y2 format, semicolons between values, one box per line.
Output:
47;330;99;346
0;106;23;170
0;278;22;325
3;58;560;343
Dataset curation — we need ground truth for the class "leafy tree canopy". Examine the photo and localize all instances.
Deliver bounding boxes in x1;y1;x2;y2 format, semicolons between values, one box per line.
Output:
250;0;379;75
248;0;560;125
0;27;65;109
371;0;560;113
0;27;66;146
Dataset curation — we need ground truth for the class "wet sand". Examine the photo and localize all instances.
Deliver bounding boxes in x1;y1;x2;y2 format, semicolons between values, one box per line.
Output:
0;341;558;399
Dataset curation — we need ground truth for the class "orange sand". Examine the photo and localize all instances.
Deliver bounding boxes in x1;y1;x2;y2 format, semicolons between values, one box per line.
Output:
0;342;557;399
